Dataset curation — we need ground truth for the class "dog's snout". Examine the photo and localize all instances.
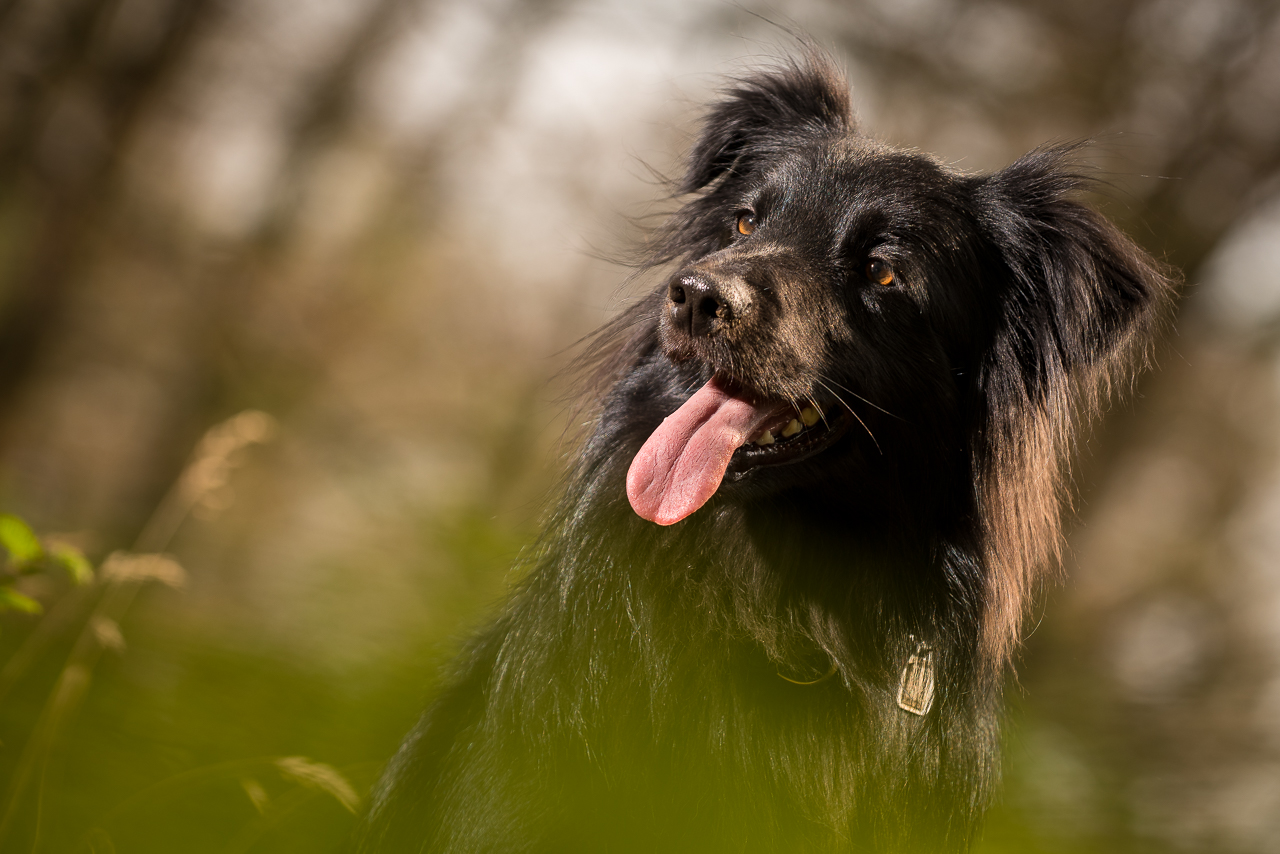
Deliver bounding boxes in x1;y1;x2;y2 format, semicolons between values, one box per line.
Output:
668;274;739;337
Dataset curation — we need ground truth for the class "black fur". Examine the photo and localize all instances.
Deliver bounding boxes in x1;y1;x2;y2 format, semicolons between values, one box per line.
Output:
357;55;1173;853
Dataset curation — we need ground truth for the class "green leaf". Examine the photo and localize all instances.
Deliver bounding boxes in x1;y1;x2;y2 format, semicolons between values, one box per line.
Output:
49;542;94;585
0;586;43;614
0;515;43;565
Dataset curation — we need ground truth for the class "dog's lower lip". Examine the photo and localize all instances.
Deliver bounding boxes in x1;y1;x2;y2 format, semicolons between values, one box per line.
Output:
728;406;847;476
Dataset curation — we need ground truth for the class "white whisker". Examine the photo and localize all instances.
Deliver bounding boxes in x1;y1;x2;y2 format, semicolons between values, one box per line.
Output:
815;378;882;455
817;375;903;421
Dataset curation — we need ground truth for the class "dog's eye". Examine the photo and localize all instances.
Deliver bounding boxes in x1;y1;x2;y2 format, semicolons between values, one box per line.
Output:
865;259;895;286
736;213;757;236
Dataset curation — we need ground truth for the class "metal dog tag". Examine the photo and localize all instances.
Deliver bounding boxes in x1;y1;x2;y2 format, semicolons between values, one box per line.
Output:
896;639;935;716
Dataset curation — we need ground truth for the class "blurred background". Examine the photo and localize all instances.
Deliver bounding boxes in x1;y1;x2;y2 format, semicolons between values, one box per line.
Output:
0;0;1278;851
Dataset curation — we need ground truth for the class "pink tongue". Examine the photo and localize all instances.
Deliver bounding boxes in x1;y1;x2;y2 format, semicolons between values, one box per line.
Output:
626;379;774;525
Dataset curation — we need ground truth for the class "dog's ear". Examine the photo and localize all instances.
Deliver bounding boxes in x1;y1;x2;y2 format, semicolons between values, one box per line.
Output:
970;145;1176;673
975;146;1172;395
680;57;855;194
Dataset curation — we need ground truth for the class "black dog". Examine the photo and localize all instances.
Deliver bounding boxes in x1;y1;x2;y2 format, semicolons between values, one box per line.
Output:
358;55;1172;853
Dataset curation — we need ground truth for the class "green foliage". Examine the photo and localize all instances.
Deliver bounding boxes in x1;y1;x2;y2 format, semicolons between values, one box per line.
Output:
0;490;503;852
48;542;94;586
0;514;42;566
16;612;426;853
0;513;94;584
0;585;42;614
0;514;94;616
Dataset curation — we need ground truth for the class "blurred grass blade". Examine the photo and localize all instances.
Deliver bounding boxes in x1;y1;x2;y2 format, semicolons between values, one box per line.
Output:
274;757;360;813
240;777;270;814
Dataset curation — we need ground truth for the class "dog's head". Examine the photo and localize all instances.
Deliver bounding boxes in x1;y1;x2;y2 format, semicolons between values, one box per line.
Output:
617;54;1173;661
626;57;1167;518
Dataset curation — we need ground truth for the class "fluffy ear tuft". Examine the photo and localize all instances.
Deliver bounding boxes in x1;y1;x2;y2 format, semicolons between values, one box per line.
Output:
679;54;855;194
976;146;1171;383
971;145;1177;672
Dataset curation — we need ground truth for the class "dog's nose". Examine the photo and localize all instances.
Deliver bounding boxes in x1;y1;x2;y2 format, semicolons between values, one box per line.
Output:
668;274;734;337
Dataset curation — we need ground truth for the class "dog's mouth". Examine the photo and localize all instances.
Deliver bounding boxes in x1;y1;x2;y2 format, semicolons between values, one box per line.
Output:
728;399;845;473
625;376;847;526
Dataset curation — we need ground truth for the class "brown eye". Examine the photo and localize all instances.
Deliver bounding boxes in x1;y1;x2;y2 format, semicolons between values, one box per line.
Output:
865;258;894;286
736;213;756;236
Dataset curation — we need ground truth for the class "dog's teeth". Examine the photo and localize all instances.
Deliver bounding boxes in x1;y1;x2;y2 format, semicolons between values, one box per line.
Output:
781;419;802;438
800;407;820;427
755;430;775;446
